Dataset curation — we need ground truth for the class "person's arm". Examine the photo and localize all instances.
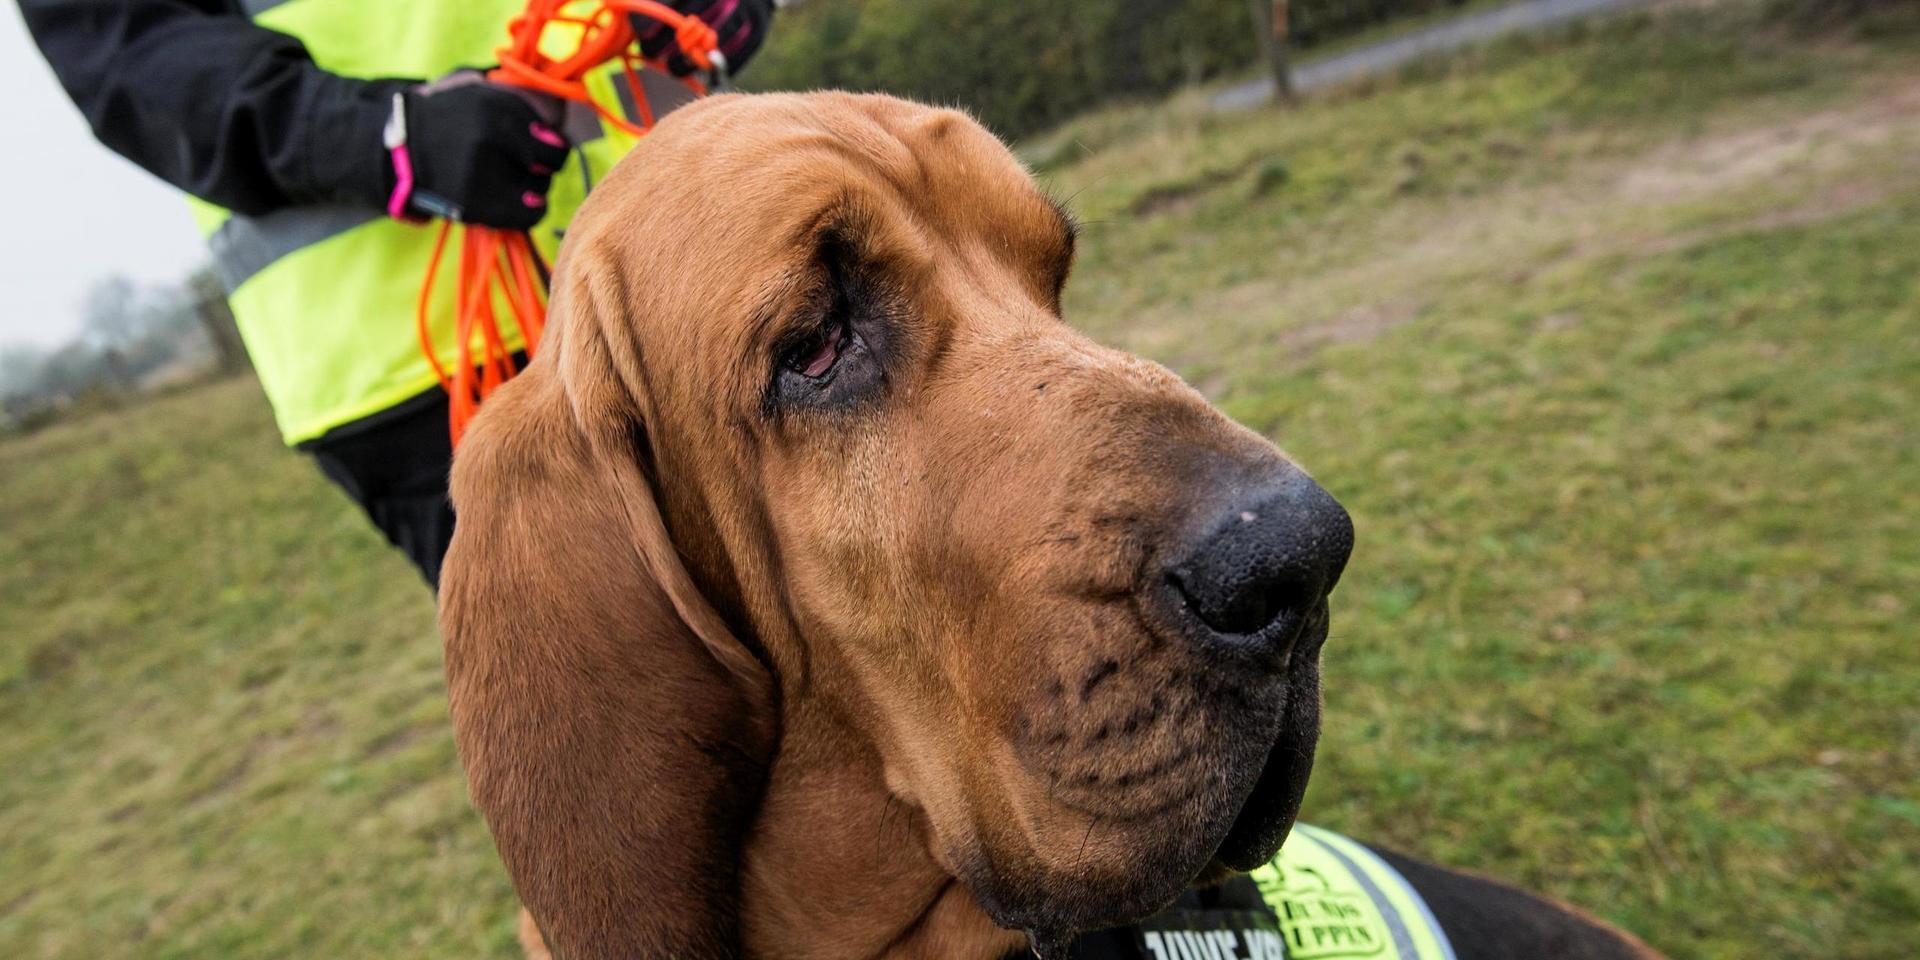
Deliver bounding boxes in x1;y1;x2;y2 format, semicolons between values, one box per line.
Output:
19;0;401;216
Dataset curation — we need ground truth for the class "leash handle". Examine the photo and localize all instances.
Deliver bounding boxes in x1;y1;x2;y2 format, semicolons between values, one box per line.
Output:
487;0;716;137
418;0;714;447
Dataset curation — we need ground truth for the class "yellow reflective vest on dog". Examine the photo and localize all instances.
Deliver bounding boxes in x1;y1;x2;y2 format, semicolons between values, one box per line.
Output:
1088;824;1456;960
191;0;645;444
1246;824;1456;960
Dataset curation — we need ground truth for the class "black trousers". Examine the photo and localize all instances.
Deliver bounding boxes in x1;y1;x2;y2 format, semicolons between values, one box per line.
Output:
306;390;457;590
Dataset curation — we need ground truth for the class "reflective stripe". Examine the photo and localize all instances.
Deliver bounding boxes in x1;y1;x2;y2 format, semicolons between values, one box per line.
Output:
207;205;377;293
1296;827;1424;960
605;69;704;127
1330;833;1462;960
1395;870;1462;960
613;70;642;124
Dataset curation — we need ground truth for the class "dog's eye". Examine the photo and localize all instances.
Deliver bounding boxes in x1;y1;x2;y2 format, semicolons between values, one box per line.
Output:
766;235;888;415
781;319;848;380
770;309;877;412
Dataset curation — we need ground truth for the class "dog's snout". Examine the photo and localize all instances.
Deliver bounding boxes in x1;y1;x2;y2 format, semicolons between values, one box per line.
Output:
1164;473;1354;650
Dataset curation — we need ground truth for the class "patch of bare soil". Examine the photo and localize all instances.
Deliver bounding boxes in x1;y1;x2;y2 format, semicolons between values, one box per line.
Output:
1634;178;1898;256
1615;76;1920;202
1279;301;1424;356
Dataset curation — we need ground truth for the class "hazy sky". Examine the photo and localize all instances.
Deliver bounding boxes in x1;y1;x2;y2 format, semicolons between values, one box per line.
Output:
1;5;205;349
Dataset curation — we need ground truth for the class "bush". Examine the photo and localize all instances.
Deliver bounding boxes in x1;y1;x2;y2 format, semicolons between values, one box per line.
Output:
746;0;1464;138
1766;0;1920;32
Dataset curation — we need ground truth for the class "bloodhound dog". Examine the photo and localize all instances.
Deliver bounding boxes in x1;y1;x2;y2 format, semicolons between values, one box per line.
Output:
439;92;1665;960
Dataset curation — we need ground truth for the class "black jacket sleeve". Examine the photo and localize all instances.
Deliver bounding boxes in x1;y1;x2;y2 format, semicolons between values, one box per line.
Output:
19;0;408;216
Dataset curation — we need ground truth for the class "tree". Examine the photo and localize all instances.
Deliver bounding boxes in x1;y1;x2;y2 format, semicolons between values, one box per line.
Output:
80;275;143;352
188;267;248;374
0;344;49;399
1250;0;1294;101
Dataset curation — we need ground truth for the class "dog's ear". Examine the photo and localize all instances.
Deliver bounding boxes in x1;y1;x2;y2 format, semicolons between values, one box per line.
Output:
439;278;775;960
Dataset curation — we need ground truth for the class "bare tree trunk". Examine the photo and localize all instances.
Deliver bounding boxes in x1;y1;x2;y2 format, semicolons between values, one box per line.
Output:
189;269;248;375
1249;0;1294;102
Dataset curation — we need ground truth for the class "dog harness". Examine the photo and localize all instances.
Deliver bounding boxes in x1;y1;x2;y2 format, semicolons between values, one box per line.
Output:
1058;824;1457;960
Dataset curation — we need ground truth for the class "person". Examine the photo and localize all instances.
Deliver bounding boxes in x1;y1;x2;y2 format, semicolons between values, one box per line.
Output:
18;0;773;587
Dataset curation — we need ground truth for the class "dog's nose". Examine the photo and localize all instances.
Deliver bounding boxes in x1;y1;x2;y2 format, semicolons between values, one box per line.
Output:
1165;472;1354;650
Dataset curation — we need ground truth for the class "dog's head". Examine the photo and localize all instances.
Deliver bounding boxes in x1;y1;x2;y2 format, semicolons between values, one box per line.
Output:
442;93;1351;956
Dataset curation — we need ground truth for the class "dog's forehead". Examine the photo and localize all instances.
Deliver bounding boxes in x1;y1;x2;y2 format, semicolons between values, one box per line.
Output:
646;93;1067;251
558;92;1074;391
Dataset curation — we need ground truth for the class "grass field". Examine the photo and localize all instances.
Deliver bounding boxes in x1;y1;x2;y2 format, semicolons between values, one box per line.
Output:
4;2;1918;957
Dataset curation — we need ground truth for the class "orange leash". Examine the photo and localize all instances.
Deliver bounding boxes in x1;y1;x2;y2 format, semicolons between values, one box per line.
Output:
417;0;719;446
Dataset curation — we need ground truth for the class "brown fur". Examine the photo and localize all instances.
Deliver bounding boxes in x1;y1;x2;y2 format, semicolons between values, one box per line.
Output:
441;92;1656;960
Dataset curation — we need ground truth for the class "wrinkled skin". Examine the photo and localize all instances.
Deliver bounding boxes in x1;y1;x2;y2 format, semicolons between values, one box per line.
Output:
441;92;1336;960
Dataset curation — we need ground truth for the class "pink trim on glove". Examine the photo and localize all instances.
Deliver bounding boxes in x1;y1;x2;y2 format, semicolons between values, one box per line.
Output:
387;143;417;220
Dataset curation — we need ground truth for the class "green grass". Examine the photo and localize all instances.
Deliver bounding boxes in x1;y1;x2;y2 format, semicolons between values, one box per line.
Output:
5;2;1918;957
0;388;515;957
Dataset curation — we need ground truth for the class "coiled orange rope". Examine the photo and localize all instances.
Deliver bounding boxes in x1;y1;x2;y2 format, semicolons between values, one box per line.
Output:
418;0;718;445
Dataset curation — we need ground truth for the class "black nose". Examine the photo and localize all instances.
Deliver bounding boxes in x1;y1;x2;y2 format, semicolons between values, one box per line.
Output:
1165;473;1354;648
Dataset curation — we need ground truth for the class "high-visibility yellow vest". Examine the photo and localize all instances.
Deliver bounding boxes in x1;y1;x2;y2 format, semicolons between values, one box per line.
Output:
192;0;647;444
1118;823;1458;960
1248;824;1457;960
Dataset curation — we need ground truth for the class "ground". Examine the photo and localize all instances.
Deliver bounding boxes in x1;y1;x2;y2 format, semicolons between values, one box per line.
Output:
2;2;1916;957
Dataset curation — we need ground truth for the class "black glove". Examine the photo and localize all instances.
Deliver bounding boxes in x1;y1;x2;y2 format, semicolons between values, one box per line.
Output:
390;77;571;230
636;0;775;78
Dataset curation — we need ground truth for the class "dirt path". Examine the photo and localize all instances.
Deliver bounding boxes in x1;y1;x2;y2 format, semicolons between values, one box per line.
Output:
1212;0;1659;109
1116;71;1920;375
